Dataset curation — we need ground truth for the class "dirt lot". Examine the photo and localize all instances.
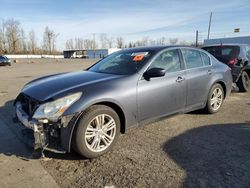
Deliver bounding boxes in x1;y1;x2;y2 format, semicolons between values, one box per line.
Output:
0;59;250;188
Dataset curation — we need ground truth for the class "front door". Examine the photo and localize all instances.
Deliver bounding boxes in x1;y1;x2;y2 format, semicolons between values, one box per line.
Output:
137;49;187;122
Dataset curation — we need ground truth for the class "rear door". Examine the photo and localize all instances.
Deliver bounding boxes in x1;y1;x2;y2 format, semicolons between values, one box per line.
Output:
137;48;187;121
180;48;212;108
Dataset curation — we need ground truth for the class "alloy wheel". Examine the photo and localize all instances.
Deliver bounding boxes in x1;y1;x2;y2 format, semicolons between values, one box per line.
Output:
210;87;223;111
85;114;116;152
243;72;250;89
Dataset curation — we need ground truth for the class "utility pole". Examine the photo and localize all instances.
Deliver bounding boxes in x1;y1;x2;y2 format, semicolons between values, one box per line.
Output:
207;12;212;39
195;30;198;47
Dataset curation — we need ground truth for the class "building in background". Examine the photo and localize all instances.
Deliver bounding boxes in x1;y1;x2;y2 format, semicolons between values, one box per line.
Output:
63;48;121;59
204;36;250;46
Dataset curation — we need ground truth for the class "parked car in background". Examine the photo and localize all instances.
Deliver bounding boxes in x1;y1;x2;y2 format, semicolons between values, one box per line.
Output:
14;46;232;158
0;55;11;66
202;44;250;92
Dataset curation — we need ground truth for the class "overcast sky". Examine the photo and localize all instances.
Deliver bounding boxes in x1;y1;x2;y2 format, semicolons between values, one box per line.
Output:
1;0;250;50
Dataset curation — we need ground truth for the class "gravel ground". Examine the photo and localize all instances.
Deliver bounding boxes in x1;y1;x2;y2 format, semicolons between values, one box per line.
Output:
0;60;250;188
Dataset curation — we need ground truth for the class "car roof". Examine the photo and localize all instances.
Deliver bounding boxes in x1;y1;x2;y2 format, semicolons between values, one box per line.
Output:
203;43;249;48
123;45;196;53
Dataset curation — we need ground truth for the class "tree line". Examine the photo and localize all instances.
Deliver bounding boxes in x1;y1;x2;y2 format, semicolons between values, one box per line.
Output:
0;18;198;55
0;18;59;55
65;34;198;50
65;34;194;50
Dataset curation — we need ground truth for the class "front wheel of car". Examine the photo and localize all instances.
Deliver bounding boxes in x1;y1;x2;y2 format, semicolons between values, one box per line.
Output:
205;83;224;114
73;105;120;158
237;71;250;92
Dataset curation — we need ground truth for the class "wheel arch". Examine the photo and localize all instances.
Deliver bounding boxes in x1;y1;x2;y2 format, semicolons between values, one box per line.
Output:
65;100;127;153
216;81;227;99
244;68;250;78
93;101;126;134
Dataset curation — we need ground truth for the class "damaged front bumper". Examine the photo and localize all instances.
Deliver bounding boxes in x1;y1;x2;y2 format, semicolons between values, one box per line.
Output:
15;102;76;153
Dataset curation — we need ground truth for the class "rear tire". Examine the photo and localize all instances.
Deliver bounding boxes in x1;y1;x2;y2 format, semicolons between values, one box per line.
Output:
204;84;224;114
237;71;249;92
73;105;120;158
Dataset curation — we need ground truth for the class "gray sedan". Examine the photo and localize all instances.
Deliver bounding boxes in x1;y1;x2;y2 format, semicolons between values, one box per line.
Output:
15;46;232;158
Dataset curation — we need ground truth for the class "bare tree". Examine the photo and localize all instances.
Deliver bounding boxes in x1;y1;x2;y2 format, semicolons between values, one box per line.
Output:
149;39;157;46
116;37;124;48
92;39;98;50
99;33;107;49
169;38;178;45
141;37;149;46
157;37;167;45
28;30;37;54
135;40;142;47
106;37;114;48
0;19;7;53
75;37;84;49
65;39;74;49
43;26;58;54
19;28;28;53
128;42;133;48
83;39;92;50
5;19;21;53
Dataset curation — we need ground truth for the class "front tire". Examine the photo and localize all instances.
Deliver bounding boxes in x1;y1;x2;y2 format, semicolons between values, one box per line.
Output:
73;105;120;158
205;84;224;114
237;71;249;92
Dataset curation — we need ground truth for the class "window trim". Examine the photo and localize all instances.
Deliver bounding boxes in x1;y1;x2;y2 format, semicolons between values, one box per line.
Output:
141;47;185;76
200;51;211;66
180;47;212;70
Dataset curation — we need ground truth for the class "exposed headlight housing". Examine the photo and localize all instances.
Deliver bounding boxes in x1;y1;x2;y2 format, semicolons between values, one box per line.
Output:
33;92;82;121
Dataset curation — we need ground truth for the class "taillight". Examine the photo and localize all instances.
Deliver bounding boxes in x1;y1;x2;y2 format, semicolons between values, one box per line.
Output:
227;58;237;67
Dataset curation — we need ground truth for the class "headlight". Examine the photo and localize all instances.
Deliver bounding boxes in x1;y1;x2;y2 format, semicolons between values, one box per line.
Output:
33;92;82;121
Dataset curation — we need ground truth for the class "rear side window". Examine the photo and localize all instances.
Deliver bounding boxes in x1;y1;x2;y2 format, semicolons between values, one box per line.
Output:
200;52;211;66
181;49;203;69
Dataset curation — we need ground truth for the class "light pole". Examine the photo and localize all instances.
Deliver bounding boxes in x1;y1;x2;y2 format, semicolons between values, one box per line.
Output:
207;12;212;39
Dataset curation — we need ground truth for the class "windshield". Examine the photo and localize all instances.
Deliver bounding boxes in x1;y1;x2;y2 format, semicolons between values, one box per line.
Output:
88;50;153;75
0;56;6;60
202;46;240;63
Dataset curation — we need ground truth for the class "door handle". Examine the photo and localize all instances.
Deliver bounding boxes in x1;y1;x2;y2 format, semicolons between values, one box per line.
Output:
207;69;212;75
176;76;185;83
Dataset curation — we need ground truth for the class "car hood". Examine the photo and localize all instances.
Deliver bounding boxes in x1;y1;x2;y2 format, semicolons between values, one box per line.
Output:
22;71;123;101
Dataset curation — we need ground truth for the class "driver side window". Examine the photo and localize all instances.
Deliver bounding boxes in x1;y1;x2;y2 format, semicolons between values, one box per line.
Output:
148;49;181;73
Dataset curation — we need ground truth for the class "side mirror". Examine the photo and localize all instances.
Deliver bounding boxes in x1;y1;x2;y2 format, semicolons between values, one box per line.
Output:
144;68;166;80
